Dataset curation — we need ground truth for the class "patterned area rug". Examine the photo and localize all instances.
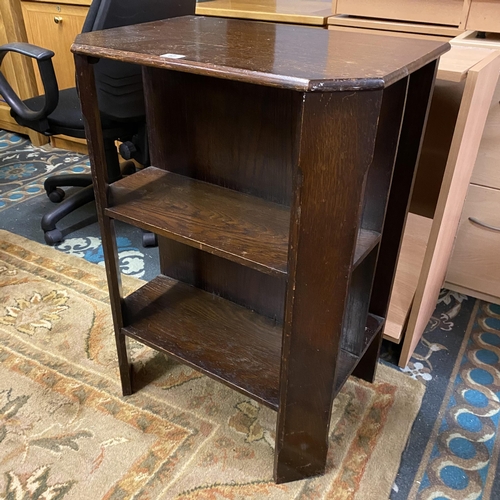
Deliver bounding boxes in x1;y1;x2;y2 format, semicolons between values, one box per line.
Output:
395;297;500;499
0;229;425;499
3;129;500;498
0;131;159;281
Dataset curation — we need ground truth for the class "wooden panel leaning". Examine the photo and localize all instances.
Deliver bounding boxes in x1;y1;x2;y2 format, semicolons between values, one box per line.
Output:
72;16;448;483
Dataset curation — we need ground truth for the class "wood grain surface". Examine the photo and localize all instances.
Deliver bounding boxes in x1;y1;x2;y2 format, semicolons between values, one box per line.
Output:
123;274;283;410
107;167;291;277
72;16;449;91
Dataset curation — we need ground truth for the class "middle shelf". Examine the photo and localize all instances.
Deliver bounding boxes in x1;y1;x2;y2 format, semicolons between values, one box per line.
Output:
106;167;381;277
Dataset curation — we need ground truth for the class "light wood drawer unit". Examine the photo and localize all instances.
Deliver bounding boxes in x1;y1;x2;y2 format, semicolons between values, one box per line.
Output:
446;184;500;299
467;0;500;33
335;0;466;27
21;1;89;91
0;14;26;134
20;0;90;152
397;46;500;366
0;0;47;145
445;34;500;304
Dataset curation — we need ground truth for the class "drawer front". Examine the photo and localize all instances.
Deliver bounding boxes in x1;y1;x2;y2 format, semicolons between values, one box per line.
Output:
467;0;500;33
335;0;465;26
470;75;500;190
447;184;500;297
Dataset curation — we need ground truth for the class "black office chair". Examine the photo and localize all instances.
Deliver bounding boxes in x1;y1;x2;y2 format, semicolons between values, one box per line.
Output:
0;0;195;246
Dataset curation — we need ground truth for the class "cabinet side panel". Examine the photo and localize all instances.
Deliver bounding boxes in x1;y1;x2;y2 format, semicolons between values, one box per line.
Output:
143;67;301;205
343;79;408;355
275;89;384;483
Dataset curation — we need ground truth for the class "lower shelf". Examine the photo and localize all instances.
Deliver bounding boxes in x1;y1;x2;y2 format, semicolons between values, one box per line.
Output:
122;275;385;411
122;274;283;410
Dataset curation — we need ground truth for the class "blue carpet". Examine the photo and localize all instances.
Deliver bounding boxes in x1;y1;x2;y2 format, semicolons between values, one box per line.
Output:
0;131;159;281
1;130;499;499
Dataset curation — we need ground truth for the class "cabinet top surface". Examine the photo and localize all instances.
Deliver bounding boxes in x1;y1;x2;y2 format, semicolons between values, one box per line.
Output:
72;15;449;91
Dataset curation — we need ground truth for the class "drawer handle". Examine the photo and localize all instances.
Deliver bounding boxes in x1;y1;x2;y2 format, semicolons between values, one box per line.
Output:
469;217;500;233
54;16;63;24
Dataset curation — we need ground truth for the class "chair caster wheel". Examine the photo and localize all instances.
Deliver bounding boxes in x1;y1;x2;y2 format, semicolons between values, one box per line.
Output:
142;232;157;247
44;229;63;246
48;188;65;203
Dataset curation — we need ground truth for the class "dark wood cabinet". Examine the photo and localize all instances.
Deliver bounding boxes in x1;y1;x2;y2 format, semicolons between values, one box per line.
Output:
72;16;448;483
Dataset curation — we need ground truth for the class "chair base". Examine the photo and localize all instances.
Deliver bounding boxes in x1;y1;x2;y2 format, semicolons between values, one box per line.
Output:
41;164;157;248
41;183;95;245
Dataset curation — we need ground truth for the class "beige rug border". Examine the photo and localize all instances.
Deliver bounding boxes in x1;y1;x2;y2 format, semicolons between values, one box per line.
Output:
357;363;424;499
0;229;142;292
0;229;425;498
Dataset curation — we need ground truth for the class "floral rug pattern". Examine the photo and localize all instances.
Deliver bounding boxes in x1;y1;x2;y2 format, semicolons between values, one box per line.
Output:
0;131;152;280
0;230;425;499
2;129;500;498
0;132;89;212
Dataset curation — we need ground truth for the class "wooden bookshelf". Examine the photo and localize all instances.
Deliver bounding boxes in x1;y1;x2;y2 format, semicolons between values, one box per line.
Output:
73;15;447;483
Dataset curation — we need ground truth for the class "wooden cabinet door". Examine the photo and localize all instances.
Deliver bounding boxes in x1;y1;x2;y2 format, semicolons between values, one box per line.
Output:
21;1;88;91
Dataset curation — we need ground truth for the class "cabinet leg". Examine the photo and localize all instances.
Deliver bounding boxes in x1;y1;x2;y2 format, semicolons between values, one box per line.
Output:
274;383;333;482
115;333;133;396
274;342;339;482
352;330;383;383
75;54;131;397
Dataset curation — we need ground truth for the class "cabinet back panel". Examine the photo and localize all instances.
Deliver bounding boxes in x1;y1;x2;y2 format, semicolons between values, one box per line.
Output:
143;67;302;206
158;237;287;322
410;79;464;218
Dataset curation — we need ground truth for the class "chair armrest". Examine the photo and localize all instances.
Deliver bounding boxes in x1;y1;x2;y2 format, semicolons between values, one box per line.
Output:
0;42;58;123
0;42;54;61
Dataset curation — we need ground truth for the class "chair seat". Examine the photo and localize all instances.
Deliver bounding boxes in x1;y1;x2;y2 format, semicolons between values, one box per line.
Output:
23;87;133;138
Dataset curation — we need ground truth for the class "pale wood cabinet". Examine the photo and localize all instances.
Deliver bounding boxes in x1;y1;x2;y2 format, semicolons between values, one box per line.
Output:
21;0;90;92
445;33;500;304
446;185;500;301
0;10;27;133
330;0;470;36
0;0;47;145
20;0;90;151
466;0;500;33
396;46;500;366
335;0;467;27
195;0;333;25
331;0;500;35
